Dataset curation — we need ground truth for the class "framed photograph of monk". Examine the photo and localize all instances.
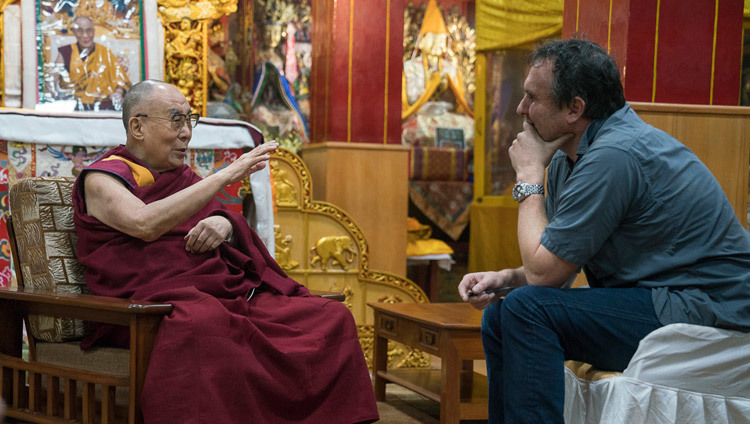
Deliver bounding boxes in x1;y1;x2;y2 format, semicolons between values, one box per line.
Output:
32;0;147;112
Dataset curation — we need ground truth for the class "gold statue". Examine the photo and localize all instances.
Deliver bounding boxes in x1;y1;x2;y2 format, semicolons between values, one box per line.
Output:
310;236;357;271
274;225;299;270
270;161;298;207
166;18;201;60
402;0;472;120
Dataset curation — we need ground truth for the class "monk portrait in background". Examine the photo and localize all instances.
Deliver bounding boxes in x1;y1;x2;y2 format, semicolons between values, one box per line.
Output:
72;80;378;423
53;16;132;111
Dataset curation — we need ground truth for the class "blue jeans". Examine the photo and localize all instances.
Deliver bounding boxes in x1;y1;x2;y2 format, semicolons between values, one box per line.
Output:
481;286;663;423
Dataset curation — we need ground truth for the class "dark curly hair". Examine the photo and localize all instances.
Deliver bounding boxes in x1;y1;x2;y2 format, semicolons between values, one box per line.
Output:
529;38;625;121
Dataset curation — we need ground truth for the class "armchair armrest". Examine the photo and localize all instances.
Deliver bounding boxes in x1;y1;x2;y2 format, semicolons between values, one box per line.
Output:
309;290;346;302
0;286;172;327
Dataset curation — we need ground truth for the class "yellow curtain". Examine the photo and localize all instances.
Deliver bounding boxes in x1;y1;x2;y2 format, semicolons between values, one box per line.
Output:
745;0;750;17
476;0;564;52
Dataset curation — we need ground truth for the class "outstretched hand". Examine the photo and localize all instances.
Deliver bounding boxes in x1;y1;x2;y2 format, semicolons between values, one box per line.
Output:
220;141;279;185
509;122;573;181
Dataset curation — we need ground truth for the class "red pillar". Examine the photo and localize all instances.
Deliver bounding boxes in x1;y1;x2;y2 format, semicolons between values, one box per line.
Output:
563;0;744;105
311;0;405;144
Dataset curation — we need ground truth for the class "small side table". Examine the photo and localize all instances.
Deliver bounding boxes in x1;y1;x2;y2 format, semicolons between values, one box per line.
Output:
369;302;488;423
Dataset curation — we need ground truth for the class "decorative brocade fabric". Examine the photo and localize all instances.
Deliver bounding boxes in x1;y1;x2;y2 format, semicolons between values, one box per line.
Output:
409;180;472;240
401;110;475;149
409;146;472;181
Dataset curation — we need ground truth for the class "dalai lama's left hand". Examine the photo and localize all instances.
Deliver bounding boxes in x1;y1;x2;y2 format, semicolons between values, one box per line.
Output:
184;215;233;254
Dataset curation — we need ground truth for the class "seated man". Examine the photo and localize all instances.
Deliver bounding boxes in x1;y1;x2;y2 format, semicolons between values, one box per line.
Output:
72;80;378;424
458;38;750;423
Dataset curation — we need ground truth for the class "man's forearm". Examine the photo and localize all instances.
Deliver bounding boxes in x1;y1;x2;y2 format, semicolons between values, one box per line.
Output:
516;194;553;283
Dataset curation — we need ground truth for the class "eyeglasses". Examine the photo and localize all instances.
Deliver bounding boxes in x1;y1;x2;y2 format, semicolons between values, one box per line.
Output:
135;112;200;130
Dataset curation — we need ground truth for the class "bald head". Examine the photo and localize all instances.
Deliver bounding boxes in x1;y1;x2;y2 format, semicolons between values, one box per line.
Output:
72;16;93;26
122;80;169;132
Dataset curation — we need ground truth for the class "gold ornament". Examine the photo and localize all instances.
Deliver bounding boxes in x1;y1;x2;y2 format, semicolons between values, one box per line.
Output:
274;225;299;270
270;160;299;207
310;235;357;271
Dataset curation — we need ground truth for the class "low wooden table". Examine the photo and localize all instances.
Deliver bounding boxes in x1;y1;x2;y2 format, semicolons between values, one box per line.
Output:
369;302;488;423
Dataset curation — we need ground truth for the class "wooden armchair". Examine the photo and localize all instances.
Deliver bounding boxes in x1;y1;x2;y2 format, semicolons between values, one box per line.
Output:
0;176;171;424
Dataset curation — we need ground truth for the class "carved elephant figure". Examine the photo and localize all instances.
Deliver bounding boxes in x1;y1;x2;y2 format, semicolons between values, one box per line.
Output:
310;236;357;271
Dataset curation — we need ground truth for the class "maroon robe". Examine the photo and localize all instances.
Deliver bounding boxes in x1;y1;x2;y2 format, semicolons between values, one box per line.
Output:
73;145;378;424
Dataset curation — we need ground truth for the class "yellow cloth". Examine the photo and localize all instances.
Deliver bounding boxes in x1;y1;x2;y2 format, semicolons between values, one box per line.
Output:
406;217;454;256
102;155;155;187
66;43;131;105
407;238;454;256
419;0;448;36
564;360;622;381
475;0;563;52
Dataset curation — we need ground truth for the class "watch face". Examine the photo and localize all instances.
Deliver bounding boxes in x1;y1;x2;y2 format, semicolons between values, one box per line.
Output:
512;183;523;201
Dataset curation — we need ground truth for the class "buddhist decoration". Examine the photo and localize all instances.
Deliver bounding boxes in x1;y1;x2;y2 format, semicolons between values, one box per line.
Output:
402;0;476;149
157;0;238;114
310;235;357;271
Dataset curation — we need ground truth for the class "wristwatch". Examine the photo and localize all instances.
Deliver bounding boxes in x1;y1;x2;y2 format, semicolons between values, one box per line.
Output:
512;182;544;202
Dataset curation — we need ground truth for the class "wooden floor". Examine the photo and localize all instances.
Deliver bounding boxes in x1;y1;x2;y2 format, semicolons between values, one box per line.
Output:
377;357;489;424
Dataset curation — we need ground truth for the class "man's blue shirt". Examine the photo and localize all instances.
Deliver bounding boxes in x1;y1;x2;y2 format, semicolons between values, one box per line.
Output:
541;104;750;331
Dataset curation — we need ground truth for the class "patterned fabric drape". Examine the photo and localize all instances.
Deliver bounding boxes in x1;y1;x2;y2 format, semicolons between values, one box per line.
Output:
475;0;563;52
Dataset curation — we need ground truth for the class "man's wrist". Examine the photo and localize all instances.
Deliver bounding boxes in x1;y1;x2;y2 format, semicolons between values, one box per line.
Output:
514;171;544;186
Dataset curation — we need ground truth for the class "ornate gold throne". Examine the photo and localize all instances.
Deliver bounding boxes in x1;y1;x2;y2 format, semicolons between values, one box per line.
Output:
268;148;431;369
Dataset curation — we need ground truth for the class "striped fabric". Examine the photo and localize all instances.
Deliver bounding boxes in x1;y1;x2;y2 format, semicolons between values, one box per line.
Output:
410;146;471;181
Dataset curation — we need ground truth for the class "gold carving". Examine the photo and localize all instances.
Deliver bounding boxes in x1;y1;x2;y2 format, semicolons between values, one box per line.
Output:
274;225;299;270
270;160;299;207
270;148;429;304
164;19;205;111
166;18;202;60
157;0;238;114
395;346;431;368
310;236;356;271
158;0;237;24
358;324;376;369
328;283;353;309
377;295;403;304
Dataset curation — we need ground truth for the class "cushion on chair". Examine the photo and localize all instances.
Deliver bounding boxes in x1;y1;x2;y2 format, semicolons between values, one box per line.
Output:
564;323;750;423
9;176;92;342
35;341;129;376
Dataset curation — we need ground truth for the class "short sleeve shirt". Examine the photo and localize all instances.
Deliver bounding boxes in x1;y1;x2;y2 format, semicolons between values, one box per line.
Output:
541;104;750;331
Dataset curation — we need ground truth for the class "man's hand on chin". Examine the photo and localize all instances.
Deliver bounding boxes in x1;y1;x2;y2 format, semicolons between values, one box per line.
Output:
509;122;573;181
